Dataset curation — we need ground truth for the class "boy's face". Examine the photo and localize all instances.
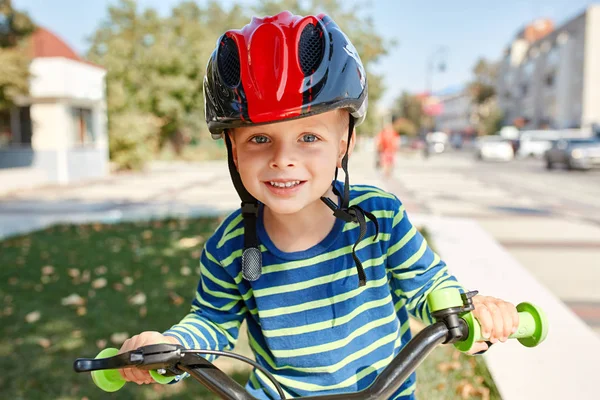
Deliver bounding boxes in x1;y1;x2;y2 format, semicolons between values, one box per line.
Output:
229;110;354;215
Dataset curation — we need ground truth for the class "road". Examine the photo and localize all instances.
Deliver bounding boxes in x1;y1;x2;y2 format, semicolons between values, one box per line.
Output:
388;149;600;335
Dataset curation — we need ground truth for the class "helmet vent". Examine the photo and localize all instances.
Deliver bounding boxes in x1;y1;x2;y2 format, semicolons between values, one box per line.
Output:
218;35;241;87
298;23;324;75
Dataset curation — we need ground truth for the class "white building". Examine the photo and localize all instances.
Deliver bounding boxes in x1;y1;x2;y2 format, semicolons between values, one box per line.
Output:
0;27;108;191
433;85;473;134
496;6;600;130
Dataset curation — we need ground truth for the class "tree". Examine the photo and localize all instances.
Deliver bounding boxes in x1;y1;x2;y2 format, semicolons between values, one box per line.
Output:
252;0;394;135
87;0;248;169
393;91;425;133
0;0;35;111
468;58;501;135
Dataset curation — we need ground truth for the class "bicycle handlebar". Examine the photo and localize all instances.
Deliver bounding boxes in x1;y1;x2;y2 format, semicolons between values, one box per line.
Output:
73;289;548;399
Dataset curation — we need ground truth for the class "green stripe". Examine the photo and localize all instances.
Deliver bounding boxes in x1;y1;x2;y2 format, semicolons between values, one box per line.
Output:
392;205;406;227
350;191;396;206
263;294;392;338
259;274;389;318
270;312;398;358
222;213;243;237
390;239;427;272
217;227;244;249
387;225;416;258
253;255;385;298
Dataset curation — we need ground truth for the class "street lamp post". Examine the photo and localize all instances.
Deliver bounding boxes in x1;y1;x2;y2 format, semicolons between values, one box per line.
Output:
426;46;448;95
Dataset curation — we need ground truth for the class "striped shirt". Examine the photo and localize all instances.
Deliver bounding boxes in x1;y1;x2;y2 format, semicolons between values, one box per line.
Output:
164;183;463;399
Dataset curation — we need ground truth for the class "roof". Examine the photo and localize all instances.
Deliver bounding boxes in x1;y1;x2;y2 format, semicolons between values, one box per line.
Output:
29;27;105;70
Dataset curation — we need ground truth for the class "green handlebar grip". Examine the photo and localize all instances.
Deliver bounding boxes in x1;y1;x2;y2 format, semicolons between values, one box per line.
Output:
455;301;548;352
90;348;175;392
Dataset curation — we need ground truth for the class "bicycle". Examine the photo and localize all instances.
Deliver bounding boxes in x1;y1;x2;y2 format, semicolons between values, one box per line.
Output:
73;288;548;399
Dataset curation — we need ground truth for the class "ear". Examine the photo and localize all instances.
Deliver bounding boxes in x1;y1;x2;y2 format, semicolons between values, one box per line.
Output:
227;130;239;169
337;129;356;168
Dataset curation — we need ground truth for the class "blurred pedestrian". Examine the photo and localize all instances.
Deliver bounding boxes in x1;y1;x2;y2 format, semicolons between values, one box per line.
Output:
375;123;399;177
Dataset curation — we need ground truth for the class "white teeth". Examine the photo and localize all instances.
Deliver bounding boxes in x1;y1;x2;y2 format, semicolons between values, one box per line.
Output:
269;180;300;188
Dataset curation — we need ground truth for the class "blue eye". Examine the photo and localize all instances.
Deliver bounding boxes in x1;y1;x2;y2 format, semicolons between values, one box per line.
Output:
251;135;270;144
302;134;319;143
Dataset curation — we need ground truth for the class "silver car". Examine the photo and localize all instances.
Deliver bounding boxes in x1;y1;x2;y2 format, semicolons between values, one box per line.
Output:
545;137;600;170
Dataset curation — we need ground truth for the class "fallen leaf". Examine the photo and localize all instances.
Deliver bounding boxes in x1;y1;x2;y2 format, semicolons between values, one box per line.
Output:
474;376;485;385
161;265;169;274
81;270;91;283
139;306;147;317
456;380;475;399
191;250;201;259
169;291;185;306
42;265;55;275
38;338;51;348
95;266;107;275
8;277;18;285
180;266;191;276
128;292;147;306
61;294;86;307
113;283;124;292
110;332;129;345
92;278;107;289
25;311;41;323
123;277;134;286
178;237;202;249
437;361;461;373
77;307;87;316
96;339;107;349
68;268;81;278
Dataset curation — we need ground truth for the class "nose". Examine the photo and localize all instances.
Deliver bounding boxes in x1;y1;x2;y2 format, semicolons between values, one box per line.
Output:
269;140;296;169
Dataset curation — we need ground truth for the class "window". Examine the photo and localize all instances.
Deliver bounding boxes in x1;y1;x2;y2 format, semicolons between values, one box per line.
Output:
0;107;32;148
71;107;94;145
0;110;11;148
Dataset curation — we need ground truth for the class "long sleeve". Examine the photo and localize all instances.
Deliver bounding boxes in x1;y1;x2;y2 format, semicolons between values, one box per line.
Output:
164;246;247;360
386;201;464;325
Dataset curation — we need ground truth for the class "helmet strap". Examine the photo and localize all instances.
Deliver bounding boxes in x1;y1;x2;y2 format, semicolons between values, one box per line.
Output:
224;132;262;282
320;115;379;287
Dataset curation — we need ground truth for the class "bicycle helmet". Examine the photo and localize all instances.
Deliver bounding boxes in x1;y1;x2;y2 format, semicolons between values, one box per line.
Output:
204;11;377;286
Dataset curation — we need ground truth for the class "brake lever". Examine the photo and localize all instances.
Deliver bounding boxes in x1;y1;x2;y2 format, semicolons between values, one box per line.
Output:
74;343;185;373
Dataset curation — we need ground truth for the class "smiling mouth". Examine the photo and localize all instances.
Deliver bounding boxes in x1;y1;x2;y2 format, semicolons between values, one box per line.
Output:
267;180;303;188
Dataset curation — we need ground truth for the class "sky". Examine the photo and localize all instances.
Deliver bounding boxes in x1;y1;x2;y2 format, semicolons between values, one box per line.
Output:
13;0;598;108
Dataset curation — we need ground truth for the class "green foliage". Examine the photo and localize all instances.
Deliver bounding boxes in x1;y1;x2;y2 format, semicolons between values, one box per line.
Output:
481;105;504;136
88;0;248;170
0;0;35;111
394;91;425;133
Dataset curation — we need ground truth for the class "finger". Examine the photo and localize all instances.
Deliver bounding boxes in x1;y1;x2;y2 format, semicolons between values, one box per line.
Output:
497;300;516;341
485;301;504;343
474;304;494;340
127;335;152;384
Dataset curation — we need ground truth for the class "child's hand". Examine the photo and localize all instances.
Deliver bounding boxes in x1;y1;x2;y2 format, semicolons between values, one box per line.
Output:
468;295;519;355
118;331;181;384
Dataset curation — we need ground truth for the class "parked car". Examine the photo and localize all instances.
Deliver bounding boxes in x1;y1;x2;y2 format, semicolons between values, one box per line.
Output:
475;136;514;161
517;130;560;158
545;137;600;170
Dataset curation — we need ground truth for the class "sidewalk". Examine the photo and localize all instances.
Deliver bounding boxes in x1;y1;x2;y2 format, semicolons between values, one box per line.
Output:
1;151;598;398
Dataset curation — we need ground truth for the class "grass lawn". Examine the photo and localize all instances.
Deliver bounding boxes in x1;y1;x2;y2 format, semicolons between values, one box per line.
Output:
0;217;500;399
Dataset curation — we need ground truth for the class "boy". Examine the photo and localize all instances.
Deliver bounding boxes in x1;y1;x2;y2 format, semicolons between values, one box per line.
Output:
118;12;519;399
